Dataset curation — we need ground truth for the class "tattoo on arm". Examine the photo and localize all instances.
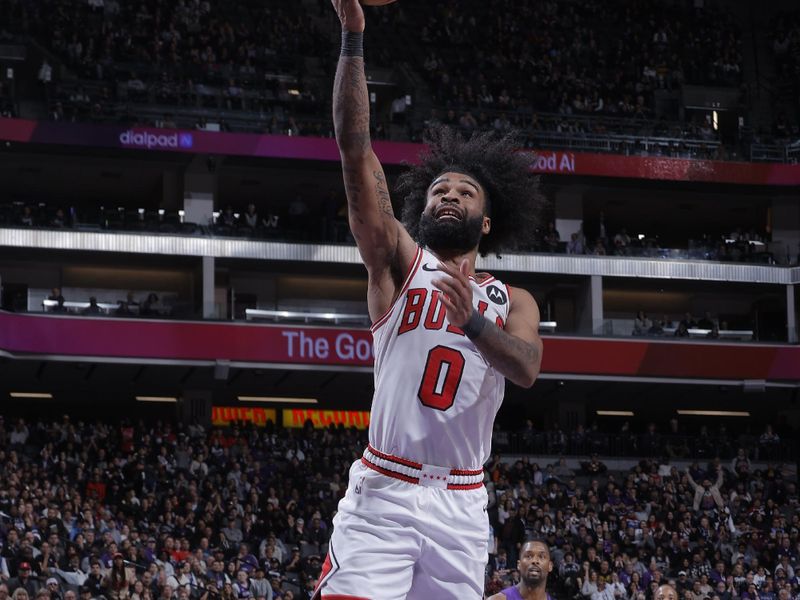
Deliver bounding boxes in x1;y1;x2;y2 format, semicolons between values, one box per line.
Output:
334;56;394;228
333;57;370;156
373;170;393;217
342;166;365;229
472;321;540;386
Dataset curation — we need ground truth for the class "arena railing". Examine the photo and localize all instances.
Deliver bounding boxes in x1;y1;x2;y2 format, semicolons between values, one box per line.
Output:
51;81;800;163
521;130;721;158
750;143;800;163
0;220;783;268
494;431;797;462
244;308;559;331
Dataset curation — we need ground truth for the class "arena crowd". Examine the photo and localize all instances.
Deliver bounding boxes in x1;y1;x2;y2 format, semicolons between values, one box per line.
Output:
0;415;795;599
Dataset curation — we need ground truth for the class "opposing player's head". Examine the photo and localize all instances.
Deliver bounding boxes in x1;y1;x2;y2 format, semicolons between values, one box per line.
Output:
518;539;552;588
656;584;678;600
397;125;544;257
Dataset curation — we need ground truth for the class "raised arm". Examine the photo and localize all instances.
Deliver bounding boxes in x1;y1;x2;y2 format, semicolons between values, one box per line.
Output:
685;468;700;491
332;3;411;263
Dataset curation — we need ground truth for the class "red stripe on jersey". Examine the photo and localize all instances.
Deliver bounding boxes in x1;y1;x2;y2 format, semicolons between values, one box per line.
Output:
367;444;423;470
450;468;484;476
478;275;496;288
361;457;419;485
370;247;423;333
447;482;485;490
319;554;333;582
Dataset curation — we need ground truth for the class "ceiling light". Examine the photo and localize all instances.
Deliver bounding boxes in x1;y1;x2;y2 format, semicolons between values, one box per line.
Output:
596;410;634;416
238;396;318;404
10;392;53;399
677;410;750;417
136;396;178;403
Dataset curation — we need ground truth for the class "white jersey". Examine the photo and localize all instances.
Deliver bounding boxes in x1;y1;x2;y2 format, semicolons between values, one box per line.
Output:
369;246;511;470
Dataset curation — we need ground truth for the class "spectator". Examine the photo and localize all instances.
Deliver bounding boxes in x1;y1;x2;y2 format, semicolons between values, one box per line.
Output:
581;454;608;476
592;578;615;600
43;580;61;600
103;554;132;600
697;311;715;330
116;292;139;317
140;294;160;317
680;313;697;330
544;222;561;253
591;239;607;256
8;564;38;597
730;448;751;479
82;297;102;316
48;287;65;304
241;205;260;231
633;311;651;336
567;232;585;255
613;229;631;254
9;420;29;447
582;567;600;598
18;207;34;227
759;425;781;459
220;206;237;228
248;566;270;600
686;467;725;512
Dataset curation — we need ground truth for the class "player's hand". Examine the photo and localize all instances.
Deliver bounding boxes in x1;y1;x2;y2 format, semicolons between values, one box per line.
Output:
432;259;474;328
331;0;365;32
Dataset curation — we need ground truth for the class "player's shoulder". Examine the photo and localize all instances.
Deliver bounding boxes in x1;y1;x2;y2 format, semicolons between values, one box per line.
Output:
506;285;539;316
487;593;509;600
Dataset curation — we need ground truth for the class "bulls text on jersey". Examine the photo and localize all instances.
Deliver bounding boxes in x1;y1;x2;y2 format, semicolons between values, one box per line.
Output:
397;289;506;336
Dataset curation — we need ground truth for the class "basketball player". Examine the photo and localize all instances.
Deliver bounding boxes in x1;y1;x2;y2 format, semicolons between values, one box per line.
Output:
315;1;544;598
656;584;679;600
488;540;554;600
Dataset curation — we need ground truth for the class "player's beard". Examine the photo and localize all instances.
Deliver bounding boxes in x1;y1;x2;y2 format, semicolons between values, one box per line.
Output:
417;213;484;253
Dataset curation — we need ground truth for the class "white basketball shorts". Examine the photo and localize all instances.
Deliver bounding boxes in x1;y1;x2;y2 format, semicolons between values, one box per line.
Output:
314;447;489;600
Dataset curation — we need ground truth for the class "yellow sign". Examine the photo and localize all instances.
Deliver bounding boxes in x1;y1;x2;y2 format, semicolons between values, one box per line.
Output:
212;406;277;427
283;409;371;430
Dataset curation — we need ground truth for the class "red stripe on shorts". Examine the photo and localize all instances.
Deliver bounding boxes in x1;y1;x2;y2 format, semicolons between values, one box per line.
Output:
447;482;485;490
449;467;483;476
366;444;423;470
360;457;419;485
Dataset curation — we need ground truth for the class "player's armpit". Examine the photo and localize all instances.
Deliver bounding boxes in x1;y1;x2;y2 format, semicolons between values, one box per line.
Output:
471;286;543;388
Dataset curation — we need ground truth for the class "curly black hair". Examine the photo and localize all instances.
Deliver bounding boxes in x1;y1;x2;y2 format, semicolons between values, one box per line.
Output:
396;125;544;257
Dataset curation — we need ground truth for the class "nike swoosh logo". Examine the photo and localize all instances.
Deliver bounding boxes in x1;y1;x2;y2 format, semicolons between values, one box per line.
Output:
421;263;439;272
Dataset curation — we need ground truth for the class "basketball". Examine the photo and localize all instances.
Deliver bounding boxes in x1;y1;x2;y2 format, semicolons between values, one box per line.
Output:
360;0;397;5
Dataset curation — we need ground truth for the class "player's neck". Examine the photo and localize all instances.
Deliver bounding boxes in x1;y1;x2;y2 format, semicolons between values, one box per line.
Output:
518;581;547;600
427;247;478;273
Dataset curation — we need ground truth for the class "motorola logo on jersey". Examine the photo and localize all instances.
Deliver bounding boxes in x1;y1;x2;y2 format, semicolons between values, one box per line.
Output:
486;285;507;305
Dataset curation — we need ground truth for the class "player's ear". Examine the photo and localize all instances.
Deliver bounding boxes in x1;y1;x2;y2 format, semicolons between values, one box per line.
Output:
482;215;491;235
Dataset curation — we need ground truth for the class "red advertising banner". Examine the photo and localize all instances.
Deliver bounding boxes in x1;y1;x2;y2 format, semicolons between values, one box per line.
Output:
283;409;370;429
1;311;799;382
211;406;277;427
0;119;798;186
527;150;800;186
0;312;374;366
